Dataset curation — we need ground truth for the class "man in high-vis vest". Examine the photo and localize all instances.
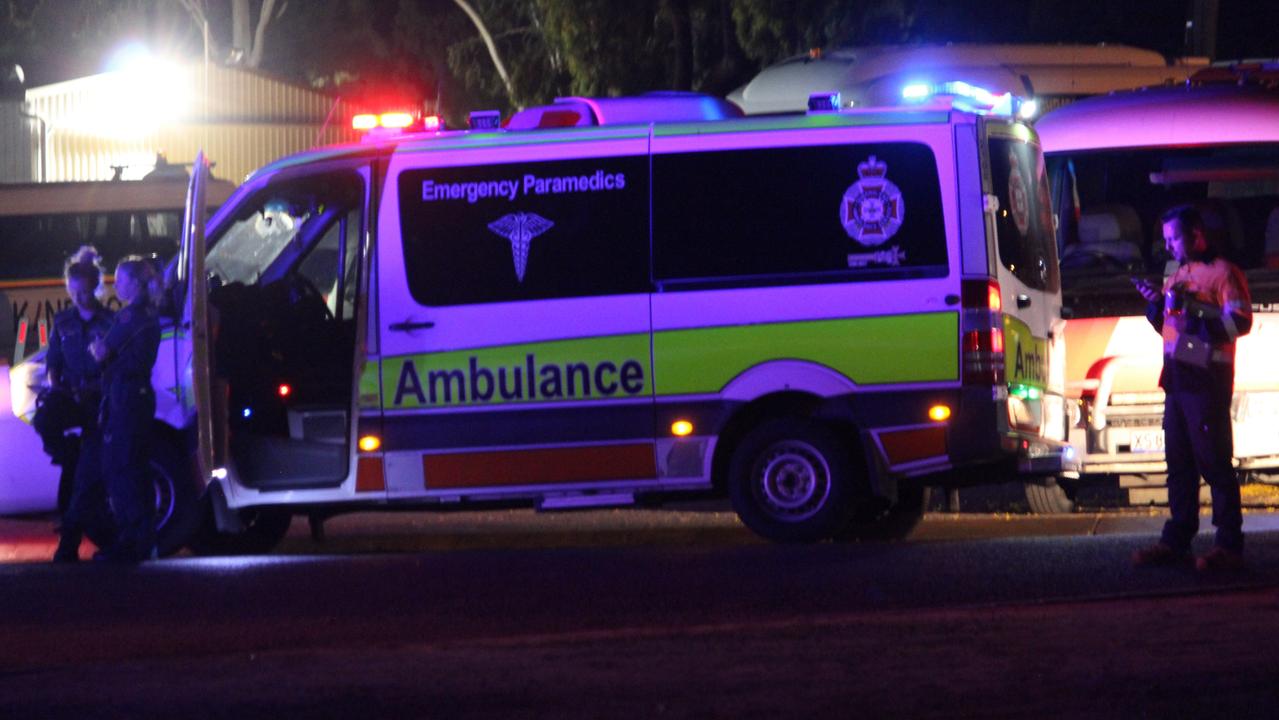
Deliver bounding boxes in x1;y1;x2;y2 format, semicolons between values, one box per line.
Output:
1131;205;1253;572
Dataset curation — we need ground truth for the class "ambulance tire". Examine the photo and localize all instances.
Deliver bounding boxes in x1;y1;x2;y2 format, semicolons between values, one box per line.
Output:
729;418;859;543
1024;477;1077;514
149;430;203;557
187;506;293;556
837;484;927;542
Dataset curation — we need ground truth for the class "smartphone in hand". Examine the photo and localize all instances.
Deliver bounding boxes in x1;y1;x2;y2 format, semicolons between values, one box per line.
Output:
1129;276;1159;302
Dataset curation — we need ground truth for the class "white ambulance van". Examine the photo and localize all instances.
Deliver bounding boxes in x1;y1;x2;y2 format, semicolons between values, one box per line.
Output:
1033;65;1279;512
10;89;1075;552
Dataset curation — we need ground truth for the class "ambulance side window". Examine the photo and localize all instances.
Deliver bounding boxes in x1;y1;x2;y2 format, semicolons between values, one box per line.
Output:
294;208;361;321
398;155;651;306
652;142;948;287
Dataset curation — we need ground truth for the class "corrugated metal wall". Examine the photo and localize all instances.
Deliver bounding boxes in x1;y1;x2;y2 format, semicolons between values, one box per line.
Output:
22;63;364;184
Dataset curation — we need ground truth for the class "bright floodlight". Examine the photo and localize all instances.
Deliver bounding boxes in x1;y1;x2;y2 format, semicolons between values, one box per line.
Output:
69;45;193;139
1018;99;1039;119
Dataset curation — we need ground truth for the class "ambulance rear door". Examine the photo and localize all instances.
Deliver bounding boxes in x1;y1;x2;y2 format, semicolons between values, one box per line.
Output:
983;122;1067;446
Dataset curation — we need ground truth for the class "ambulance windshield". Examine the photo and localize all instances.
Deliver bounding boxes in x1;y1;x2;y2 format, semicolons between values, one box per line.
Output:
206;198;311;285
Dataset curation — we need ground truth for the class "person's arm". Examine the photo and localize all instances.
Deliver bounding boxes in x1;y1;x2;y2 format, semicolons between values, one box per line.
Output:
1199;265;1253;343
101;313;160;378
45;319;65;389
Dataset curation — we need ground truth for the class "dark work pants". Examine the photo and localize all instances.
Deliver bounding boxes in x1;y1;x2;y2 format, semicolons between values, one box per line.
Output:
57;439;79;516
61;428;115;545
1159;364;1242;554
102;382;156;559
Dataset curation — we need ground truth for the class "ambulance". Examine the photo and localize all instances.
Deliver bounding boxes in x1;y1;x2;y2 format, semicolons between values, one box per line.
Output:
1033;64;1279;512
10;88;1075;552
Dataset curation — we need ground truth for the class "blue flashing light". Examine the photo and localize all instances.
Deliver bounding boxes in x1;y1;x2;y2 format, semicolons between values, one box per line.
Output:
900;80;1020;117
807;91;841;112
242;407;252;418
469;110;502;130
901;83;931;100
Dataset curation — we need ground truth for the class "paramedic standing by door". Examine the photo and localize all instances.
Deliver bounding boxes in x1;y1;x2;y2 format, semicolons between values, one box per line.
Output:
1131;206;1252;571
48;247;114;562
89;256;162;563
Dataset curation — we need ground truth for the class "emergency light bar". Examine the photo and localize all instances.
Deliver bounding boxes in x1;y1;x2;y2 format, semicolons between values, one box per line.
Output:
351;113;443;134
900;80;1032;118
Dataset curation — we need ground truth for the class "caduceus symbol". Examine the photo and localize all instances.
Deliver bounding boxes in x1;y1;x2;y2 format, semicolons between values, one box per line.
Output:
487;212;555;282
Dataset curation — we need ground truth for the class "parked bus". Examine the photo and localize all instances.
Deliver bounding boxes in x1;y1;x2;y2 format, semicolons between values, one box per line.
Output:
0;171;236;364
1030;64;1279;512
10;90;1076;553
0;169;234;515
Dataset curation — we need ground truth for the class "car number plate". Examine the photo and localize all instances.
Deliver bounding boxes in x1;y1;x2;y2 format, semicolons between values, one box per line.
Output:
1131;430;1165;453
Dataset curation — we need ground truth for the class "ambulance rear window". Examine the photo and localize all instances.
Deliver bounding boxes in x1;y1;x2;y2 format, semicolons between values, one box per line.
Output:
988;137;1059;293
651;142;947;287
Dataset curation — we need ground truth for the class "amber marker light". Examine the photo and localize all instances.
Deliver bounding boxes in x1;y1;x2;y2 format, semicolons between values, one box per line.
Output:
928;404;952;422
358;435;382;452
671;420;694;437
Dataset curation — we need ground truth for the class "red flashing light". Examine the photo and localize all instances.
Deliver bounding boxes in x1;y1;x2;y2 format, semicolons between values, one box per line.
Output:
353;111;432;133
277;383;292;398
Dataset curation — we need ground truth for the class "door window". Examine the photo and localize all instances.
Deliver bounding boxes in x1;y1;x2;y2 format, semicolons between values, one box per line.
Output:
988;137;1059;293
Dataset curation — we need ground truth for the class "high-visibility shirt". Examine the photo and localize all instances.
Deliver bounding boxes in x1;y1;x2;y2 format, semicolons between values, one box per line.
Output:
1161;257;1252;364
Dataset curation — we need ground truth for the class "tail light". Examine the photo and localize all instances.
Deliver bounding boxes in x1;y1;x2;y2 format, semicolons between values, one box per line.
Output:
961;279;1005;386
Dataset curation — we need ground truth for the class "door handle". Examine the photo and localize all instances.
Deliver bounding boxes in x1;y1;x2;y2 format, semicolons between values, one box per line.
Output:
389;320;435;332
1016;294;1031;309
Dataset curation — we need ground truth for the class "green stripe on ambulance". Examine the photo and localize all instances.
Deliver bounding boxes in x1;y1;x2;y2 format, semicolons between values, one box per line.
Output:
383;314;959;409
654;314;958;394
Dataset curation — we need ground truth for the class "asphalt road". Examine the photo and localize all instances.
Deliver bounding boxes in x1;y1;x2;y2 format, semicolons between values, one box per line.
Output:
2;509;1278;718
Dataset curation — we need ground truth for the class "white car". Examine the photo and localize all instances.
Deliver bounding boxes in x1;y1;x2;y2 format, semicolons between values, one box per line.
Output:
0;356;60;515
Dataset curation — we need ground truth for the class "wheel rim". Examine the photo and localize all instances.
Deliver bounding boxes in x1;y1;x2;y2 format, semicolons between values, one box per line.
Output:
752;440;831;522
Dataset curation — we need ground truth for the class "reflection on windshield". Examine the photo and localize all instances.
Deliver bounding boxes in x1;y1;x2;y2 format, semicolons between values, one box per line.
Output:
206;200;312;285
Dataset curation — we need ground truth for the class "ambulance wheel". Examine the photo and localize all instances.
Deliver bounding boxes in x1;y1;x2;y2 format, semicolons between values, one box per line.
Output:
729;418;858;543
188;506;293;556
1025;476;1077;514
149;430;203;557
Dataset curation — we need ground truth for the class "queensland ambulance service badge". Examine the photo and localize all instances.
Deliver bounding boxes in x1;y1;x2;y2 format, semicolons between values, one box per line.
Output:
841;155;904;245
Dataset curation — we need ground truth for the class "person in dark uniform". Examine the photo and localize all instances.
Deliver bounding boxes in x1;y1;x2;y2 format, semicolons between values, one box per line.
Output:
1131;206;1253;572
89;256;162;563
47;247;115;563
